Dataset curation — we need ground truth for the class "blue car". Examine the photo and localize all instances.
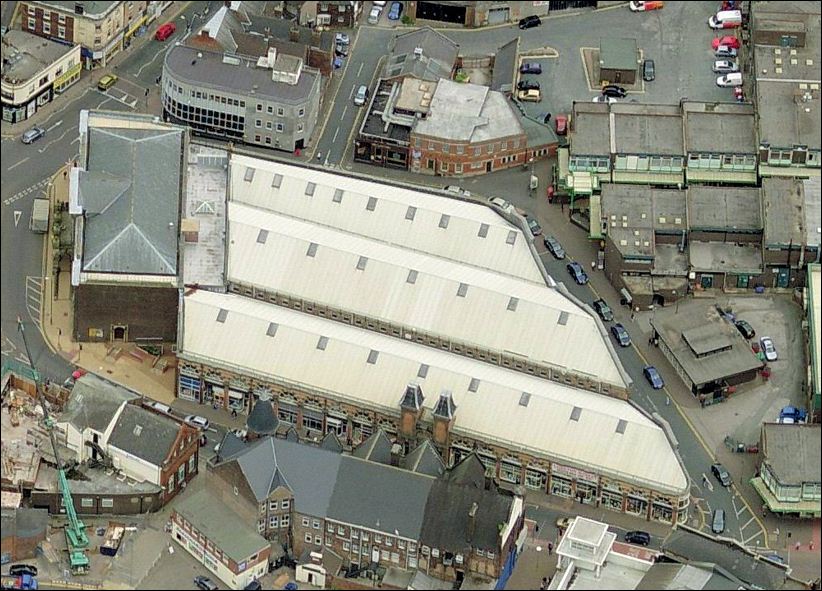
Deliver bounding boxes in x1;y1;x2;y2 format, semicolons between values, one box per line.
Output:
388;1;403;19
566;262;589;285
611;323;631;347
643;365;664;389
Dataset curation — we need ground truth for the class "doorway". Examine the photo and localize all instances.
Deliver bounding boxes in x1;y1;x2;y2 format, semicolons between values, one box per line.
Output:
112;325;128;341
486;161;492;172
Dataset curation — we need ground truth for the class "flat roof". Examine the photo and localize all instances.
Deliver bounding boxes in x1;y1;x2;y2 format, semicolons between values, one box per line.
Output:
651;314;763;387
689;242;763;274
570;102;610;157
761;178;805;246
413;79;523;143
805;177;821;247
164;45;319;105
762;423;821;484
682;101;757;154
359;79;413;143
1;30;78;86
180;290;688;495
612;104;683;156
653;244;689;276
599;38;638;70
686;186;762;231
810;264;821;397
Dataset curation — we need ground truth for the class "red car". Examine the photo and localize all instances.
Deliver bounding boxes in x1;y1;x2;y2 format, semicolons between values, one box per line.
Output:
555;114;568;136
155;22;176;41
712;35;740;50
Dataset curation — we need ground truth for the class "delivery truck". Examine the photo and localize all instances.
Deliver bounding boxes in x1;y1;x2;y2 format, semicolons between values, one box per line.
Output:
29;198;49;234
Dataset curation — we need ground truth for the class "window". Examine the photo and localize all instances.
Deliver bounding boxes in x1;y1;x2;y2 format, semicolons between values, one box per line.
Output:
271;173;283;188
305;533;313;543
27;17;35;29
58;26;65;38
277;107;285;116
381;550;390;561
255;119;262;128
254;135;261;143
168;473;175;492
297;123;304;133
374;534;382;543
343;542;351;551
269;500;278;511
385;537;392;547
276;123;284;133
43;22;51;34
282;500;290;510
303;517;310;527
298;107;305;117
269;516;279;528
102;498;114;508
281;515;290;527
338;525;345;535
256;103;263;112
327;523;334;533
258;521;265;533
266;121;272;130
315;535;322;545
267;105;273;114
313;520;320;529
81;498;94;508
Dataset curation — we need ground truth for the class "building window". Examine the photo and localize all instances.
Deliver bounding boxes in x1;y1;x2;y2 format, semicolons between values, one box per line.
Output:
326;536;332;546
281;515;290;527
43;22;51;34
269;500;278;511
81;498;94;508
381;550;390;561
305;533;313;543
297;123;304;133
58;26;65;38
255;119;262;128
258;521;265;533
168;473;175;492
313;520;320;529
266;121;272;130
277;107;285;116
256;104;263;112
343;541;351;551
338;525;345;535
27;17;35;29
315;535;322;545
281;500;290;510
298;107;305;117
398;539;406;549
276;123;284;133
442;143;449;154
327;523;334;533
269;516;279;528
101;498;114;509
254;135;261;142
267;105;273;114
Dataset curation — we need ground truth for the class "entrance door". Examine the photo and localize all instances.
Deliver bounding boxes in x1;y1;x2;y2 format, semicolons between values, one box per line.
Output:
486;161;492;172
112;325;127;341
700;275;713;289
371;547;380;563
487;7;509;24
776;268;789;288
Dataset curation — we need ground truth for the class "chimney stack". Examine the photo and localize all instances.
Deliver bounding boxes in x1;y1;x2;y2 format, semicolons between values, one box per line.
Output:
467;502;478;543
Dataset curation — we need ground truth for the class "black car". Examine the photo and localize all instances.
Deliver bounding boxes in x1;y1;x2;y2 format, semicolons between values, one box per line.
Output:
8;564;38;577
602;84;627;98
335;43;349;57
544;236;565;259
566;262;589;285
592;299;614;322
611;323;631;347
643;59;655;81
194;576;219;591
712;508;726;534
517;79;540;91
520;62;542;75
527;217;542;236
244;581;263;591
624;531;651;546
734;319;755;339
518;15;541;29
711;463;732;487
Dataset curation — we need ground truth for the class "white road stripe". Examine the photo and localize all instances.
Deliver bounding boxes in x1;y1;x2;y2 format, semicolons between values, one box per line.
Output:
8;157;30;170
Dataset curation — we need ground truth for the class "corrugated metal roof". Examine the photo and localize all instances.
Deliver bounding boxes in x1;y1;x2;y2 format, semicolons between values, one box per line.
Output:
181;291;688;495
228;156;541;282
227;203;624;387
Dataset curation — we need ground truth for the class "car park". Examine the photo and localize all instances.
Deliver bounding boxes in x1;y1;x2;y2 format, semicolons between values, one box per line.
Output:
602;84;627;98
353;84;369;106
335;32;350;45
624;531;651;546
21;127;46;144
555;114;568;136
760;336;777;361
566;262;589;285
517;89;542;102
155;22;176;41
518;15;541;29
711;463;732;487
527;217;542;236
520;62;542;75
592;299;613;322
629;0;664;11
712;35;740;50
711;509;726;534
517;79;540;91
715;45;738;58
444;185;471;197
194;576;218;591
716;72;742;87
712;59;739;73
97;73;118;91
592;95;617;104
8;565;38;577
488;197;515;214
734;319;755;339
643;366;664;389
544;236;565;259
611;323;631;347
642;59;655;81
184;415;210;430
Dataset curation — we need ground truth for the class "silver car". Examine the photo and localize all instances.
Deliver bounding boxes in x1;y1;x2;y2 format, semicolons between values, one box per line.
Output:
714;45;738;58
712;59;739;73
21;127;46;144
760;336;777;362
353;84;368;106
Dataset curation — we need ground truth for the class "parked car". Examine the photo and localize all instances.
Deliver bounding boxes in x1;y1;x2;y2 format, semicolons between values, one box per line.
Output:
367;6;382;24
592;95;617;104
779;406;807;424
566;262;589;285
602;84;627;98
713;59;739;73
488;197;515;214
642;59;655;81
592;299;614;322
643;366;664;389
556;516;573;531
97;73;118;91
527;217;542;236
21;126;45;144
760;336;777;361
520;62;543;74
517;89;542;102
8;565;38;577
555;114;568;136
353;84;369;106
624;531;651;546
716;72;742;87
611;323;631;347
518;15;541;29
544;236;565;259
734;319;755;339
144;400;172;415
711;508;726;534
155;22;176;41
714;45;738;58
712;35;740;50
184;415;210;430
444;185;471;197
629;0;664;11
387;1;403;20
517;79;540;91
711;463;732;487
244;581;263;591
335;43;349;57
194;576;218;591
335;32;350;45
709;9;742;29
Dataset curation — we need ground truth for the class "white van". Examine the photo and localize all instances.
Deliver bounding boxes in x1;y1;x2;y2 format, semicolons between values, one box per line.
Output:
709;10;742;29
144;400;172;415
716;72;742;87
367;6;382;24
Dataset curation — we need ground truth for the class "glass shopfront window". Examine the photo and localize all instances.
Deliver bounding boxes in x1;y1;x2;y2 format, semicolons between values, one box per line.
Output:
551;475;573;498
651;501;673;524
626;495;648;517
601;487;623;511
525;467;547;491
576;480;597;505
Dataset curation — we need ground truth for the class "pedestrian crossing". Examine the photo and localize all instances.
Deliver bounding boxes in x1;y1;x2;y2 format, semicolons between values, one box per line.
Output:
26;276;44;330
3;178;49;206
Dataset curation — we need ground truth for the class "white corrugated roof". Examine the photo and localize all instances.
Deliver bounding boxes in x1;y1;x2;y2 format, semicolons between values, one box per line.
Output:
228;202;625;387
181;290;687;495
229;155;543;282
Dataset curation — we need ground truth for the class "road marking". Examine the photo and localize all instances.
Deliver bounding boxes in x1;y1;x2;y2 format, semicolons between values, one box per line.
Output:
47;119;63;132
340;105;348;121
14;211;22;227
8;157;30;170
739;516;756;531
71;136;81;144
331;126;340;144
25;276;44;330
357;62;364;77
38;128;71;153
3;179;50;206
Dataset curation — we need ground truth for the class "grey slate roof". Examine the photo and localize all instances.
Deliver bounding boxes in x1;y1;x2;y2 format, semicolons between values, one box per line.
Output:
433;390;457;419
80;126;183;275
247;398;279;436
320;431;344;453
107;404;181;467
400;383;425;410
352;429;393;465
403;440;446;478
61;374;139;433
420;478;513;552
386;27;458;82
215;431;249;462
447;454;487;489
491;37;519;93
327;456;434;538
175;489;268;563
